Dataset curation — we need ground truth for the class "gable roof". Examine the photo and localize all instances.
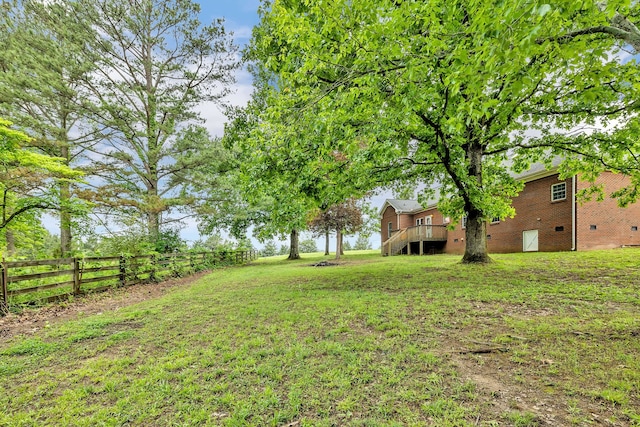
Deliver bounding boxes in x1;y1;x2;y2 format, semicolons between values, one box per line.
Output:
379;199;429;216
387;199;423;213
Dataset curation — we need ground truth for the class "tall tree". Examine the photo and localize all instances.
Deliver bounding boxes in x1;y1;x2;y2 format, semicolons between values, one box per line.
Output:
78;0;238;241
251;0;640;263
0;0;97;255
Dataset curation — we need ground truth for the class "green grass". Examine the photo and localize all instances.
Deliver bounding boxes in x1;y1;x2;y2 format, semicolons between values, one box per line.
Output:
1;249;640;426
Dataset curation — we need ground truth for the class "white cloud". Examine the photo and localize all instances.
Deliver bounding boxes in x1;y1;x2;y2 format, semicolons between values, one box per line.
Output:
198;68;255;137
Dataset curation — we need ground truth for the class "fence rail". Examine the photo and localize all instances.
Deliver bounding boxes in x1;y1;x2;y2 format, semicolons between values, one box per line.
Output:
0;250;258;314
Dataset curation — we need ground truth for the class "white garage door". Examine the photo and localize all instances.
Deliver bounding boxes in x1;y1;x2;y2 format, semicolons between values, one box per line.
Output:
523;229;539;252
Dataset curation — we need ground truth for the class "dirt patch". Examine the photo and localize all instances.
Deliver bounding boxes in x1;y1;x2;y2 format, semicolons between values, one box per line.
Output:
0;270;211;340
449;350;568;426
444;334;632;426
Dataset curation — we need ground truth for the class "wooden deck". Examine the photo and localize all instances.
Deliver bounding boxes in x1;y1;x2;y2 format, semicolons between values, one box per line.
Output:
382;225;448;256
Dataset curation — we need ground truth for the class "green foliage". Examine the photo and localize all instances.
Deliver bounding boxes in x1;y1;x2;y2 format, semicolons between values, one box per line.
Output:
0;0;100;255
261;240;278;257
153;228;187;254
299;238;318;254
278;244;289;256
91;231;156;257
190;234;236;253
353;234;372;251
249;0;640;262
0;119;85;256
70;0;239;238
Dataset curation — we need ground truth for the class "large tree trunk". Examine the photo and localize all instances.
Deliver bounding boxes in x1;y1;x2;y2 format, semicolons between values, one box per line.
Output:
288;229;300;260
324;230;330;255
335;228;342;260
462;208;491;264
461;142;492;264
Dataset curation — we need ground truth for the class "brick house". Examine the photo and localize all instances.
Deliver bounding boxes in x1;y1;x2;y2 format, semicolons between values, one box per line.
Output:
380;168;640;255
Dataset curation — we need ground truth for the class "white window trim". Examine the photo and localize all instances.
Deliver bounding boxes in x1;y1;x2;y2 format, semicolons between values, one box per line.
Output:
416;218;424;226
461;216;467;229
490;216;500;224
387;222;393;238
551;182;567;202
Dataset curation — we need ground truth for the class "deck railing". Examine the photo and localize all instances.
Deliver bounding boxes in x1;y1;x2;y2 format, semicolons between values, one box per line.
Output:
382;225;448;256
406;224;448;242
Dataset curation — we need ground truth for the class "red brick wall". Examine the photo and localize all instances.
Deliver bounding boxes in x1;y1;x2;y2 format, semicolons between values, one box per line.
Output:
398;213;415;230
443;217;466;255
576;172;640;250
381;205;398;246
484;174;573;253
381;172;640;254
414;207;445;226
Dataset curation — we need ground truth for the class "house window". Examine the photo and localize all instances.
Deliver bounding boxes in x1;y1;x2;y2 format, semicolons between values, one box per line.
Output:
462;216;467;229
590;225;597;230
632;226;638;232
416;218;424;226
490;217;500;224
555;226;564;232
388;222;393;238
551;182;567;202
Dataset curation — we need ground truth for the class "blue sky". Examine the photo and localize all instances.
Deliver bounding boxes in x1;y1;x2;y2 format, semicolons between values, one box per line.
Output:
194;1;260;138
199;1;261;45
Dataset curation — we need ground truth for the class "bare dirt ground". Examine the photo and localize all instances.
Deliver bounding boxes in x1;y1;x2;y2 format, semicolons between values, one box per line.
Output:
0;271;209;340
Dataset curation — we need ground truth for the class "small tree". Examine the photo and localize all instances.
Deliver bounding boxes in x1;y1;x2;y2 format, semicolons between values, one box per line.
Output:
299;238;318;254
278;244;289;256
353;234;372;251
261;241;277;257
310;199;364;260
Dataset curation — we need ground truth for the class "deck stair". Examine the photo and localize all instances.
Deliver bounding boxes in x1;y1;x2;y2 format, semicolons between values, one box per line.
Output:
382;225;448;256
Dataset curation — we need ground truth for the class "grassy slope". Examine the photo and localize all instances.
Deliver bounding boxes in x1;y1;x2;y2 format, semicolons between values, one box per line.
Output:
1;250;639;426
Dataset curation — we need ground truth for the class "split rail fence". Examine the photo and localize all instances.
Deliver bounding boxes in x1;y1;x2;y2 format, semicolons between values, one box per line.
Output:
0;250;258;313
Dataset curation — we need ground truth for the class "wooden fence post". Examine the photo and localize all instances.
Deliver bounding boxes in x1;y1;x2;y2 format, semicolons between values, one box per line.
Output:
1;258;8;314
73;258;81;295
119;256;126;287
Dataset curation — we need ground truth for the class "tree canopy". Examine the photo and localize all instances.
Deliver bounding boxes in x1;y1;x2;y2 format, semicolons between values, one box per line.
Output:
73;0;239;240
248;0;640;263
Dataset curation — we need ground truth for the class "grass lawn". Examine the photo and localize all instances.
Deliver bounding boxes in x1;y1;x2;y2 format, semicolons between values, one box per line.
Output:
1;249;639;426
